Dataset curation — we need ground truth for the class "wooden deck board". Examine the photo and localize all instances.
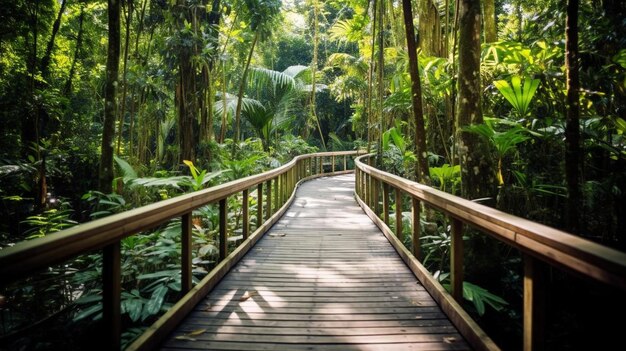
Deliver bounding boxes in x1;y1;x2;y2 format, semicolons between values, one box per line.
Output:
161;175;471;350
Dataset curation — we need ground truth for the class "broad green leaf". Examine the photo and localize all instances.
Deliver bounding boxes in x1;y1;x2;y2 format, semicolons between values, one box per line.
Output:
74;304;103;321
114;156;138;181
494;75;540;117
144;285;168;318
122;298;144;322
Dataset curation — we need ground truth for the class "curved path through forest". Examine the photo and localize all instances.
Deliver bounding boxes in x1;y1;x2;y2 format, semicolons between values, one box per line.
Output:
161;174;471;351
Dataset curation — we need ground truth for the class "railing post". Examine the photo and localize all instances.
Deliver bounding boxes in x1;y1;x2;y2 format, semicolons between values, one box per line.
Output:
524;254;546;351
242;189;249;240
282;173;287;203
319;156;323;174
257;183;263;229
343;155;347;171
450;218;464;302
395;188;403;241
332;155;335;173
373;178;380;217
266;180;272;220
366;173;371;207
102;242;121;350
355;167;360;196
412;198;421;259
382;183;390;225
181;213;192;293
219;198;227;261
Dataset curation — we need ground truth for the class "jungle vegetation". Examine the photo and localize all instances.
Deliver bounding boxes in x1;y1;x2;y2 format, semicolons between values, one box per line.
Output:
0;0;625;349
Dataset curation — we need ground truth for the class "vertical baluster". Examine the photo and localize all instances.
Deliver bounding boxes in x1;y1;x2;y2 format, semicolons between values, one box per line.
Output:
412;198;421;259
450;218;464;302
382;183;390;225
103;242;121;350
242;189;249;240
395;188;403;241
266;179;272;220
281;173;286;203
355;168;360;196
364;173;370;206
181;213;192;293
373;178;380;217
524;255;546;351
319;156;323;174
257;183;263;229
219;198;227;261
332;155;335;173
343;155;347;171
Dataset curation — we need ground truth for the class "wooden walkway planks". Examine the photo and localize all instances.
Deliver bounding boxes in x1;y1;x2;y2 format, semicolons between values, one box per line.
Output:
161;175;471;351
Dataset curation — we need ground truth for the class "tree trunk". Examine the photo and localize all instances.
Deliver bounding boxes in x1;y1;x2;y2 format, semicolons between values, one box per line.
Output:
219;61;228;144
456;0;495;200
99;0;120;193
483;0;496;43
418;0;442;57
64;5;85;96
402;0;430;184
176;0;196;162
40;0;67;79
234;32;259;145
22;2;39;157
116;0;133;155
311;0;326;150
565;0;581;233
376;0;385;162
366;0;378;153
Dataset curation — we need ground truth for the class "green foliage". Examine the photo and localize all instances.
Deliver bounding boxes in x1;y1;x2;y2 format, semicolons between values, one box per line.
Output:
494;75;540;118
181;160;226;191
381;121;416;178
21;201;77;239
442;281;509;316
464;118;533;185
430;164;461;194
82;191;128;219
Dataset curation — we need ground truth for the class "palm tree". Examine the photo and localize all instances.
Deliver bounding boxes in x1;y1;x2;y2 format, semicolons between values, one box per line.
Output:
217;65;321;150
232;0;282;145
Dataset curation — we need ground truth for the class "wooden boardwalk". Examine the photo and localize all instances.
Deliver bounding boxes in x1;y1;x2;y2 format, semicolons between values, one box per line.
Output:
161;174;471;350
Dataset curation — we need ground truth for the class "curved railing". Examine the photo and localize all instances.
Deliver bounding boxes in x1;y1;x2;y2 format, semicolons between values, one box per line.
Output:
354;154;626;351
0;151;363;350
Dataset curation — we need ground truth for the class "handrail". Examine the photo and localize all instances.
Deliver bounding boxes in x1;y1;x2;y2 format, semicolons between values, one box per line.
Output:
354;154;626;351
0;150;363;350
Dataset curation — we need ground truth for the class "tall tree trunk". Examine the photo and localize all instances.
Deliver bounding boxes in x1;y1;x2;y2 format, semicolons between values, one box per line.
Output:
418;0;443;57
565;0;581;233
40;0;67;79
176;0;196;162
64;5;85;96
311;0;326;150
99;0;121;193
402;0;430;184
116;0;133;155
219;60;228;144
456;0;495;199
234;32;259;146
376;0;384;161
366;0;378;153
516;0;523;42
483;0;496;43
22;3;39;157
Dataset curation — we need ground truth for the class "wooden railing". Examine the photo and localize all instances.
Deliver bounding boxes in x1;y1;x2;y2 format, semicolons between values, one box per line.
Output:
355;154;626;351
0;151;363;350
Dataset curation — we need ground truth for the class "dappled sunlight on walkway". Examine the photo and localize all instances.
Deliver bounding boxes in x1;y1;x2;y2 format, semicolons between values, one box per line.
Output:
161;175;470;350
